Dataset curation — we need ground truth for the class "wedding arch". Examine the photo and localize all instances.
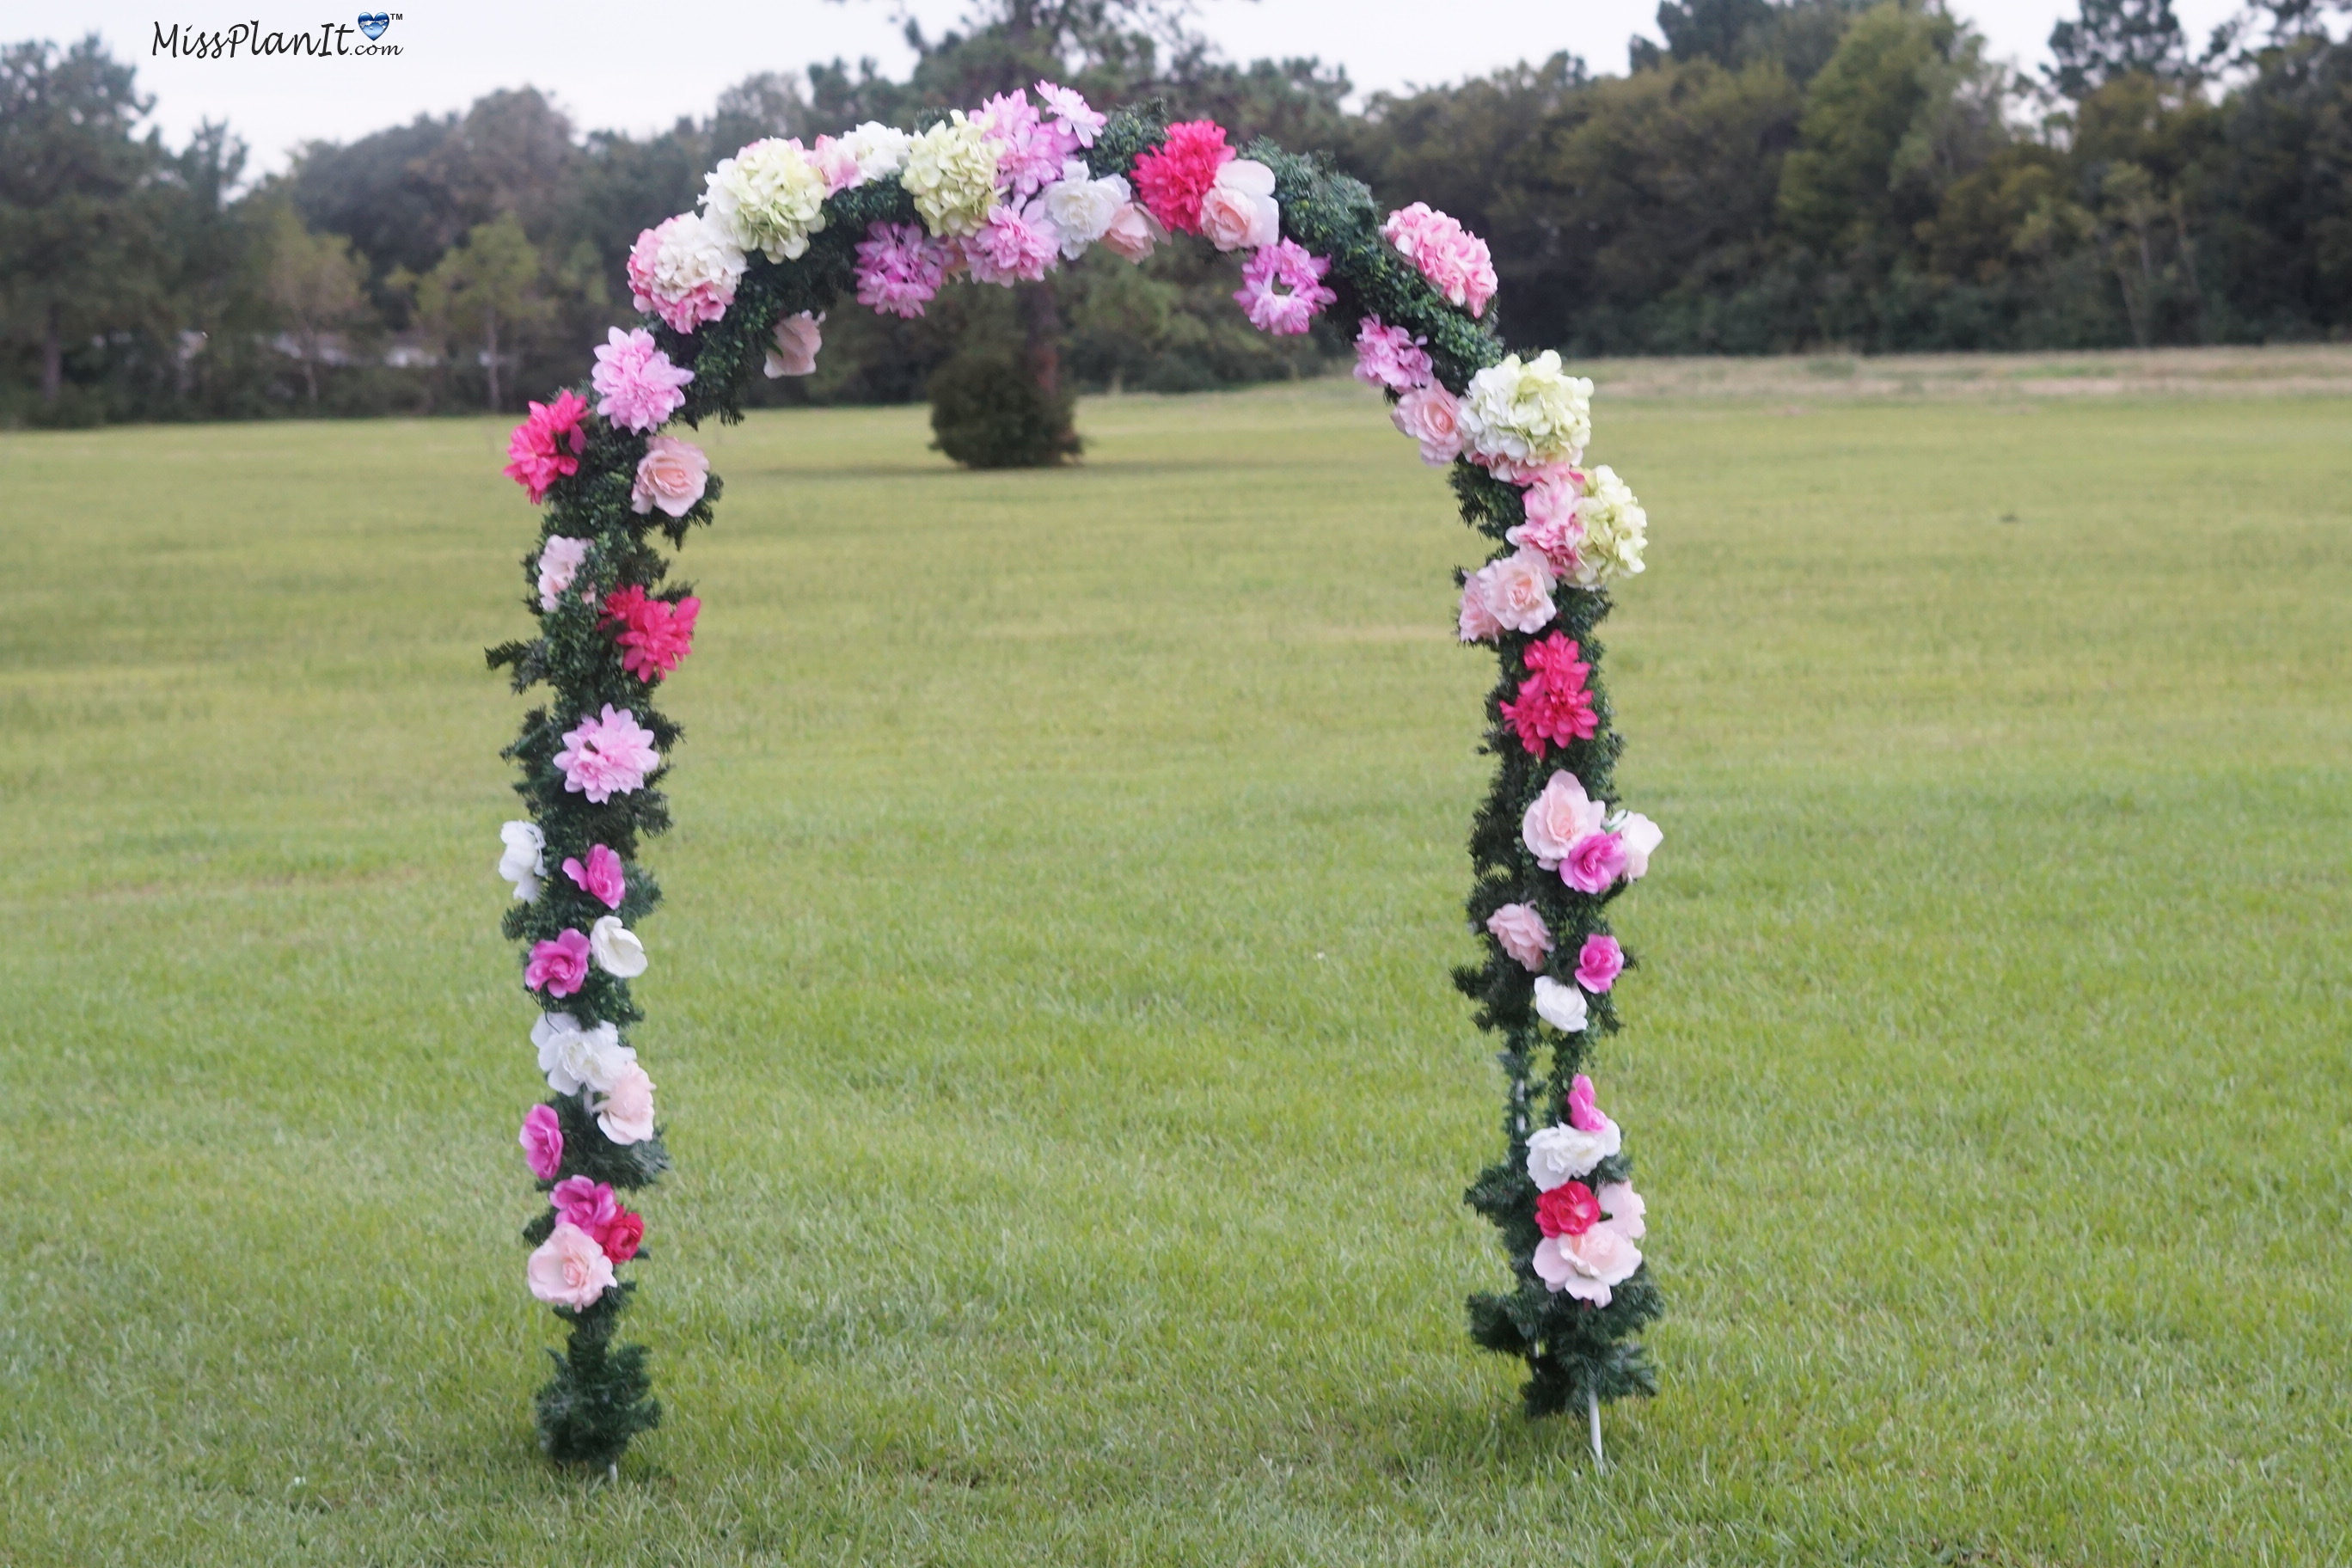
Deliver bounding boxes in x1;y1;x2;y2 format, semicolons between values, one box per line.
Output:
487;89;1662;1470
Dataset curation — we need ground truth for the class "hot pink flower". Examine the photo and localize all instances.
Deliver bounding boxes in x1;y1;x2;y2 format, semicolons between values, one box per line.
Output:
519;1103;564;1179
1576;934;1624;993
502;391;590;504
1499;633;1596;758
1562;830;1629;894
1522;772;1608;869
524;928;591;997
1390;383;1463;464
1381;202;1498;317
1485;903;1553;971
554;704;661;802
562;843;627;910
1567;1073;1608;1132
1233;240;1334;335
1353;315;1432;392
1534;1179;1599;1238
630;435;708;518
964;198;1062;285
527;1221;616;1309
591;328;694;433
601;1210;644;1262
854;222;950;318
977;89;1074;198
1034;80;1106;147
600;585;700;683
550;1175;618;1234
1132;119;1233;234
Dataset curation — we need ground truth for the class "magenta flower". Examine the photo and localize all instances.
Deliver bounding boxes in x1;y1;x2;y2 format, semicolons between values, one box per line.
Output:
1562;830;1629;895
1133;119;1232;234
854;222;950;318
591;328;694;433
550;1175;619;1234
1353;315;1433;392
964;198;1062;285
599;585;700;683
524;928;592;997
1234;240;1336;336
554;704;661;803
502;390;590;504
1381;202;1499;317
1566;1073;1608;1133
562;843;628;910
1575;934;1624;993
519;1103;564;1179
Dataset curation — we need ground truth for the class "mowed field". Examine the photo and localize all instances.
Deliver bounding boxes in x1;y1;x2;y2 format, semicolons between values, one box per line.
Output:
2;377;2347;1565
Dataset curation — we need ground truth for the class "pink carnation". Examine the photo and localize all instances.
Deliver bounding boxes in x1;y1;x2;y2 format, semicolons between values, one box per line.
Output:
1233;240;1335;336
591;328;694;433
1506;469;1589;576
977;89;1074;198
600;585;700;683
1499;632;1596;758
562;843;627;910
1562;830;1629;895
1354;316;1433;392
554;704;661;803
626;216;737;333
527;1221;616;1310
1485;903;1554;972
519;1104;564;1180
1035;81;1106;147
854;222;950;318
524;928;591;997
1576;934;1624;993
1132;119;1233;234
1381;202;1498;317
964;198;1062;285
1391;383;1463;464
502;391;590;504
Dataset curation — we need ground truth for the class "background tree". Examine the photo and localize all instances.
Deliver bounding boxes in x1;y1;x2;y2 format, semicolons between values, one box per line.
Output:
264;207;372;407
409;213;554;411
2048;0;2190;96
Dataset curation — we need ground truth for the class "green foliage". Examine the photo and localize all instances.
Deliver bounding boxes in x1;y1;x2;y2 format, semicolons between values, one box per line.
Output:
928;352;1083;468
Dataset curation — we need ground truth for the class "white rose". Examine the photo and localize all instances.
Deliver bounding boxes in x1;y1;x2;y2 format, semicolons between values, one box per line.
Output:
1042;160;1131;257
498;821;545;903
1611;811;1663;879
590;916;648;978
1525;1118;1621;1191
842;121;912;184
1532;976;1589;1032
532;1013;635;1095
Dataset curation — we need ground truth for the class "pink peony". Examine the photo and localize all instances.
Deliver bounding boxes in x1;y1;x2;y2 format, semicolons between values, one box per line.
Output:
626;214;739;333
527;1221;616;1309
503;391;590;504
536;535;591;611
594;1062;656;1144
854;222;950;318
630;435;708;518
1354;316;1433;392
1532;1219;1641;1306
1458;548;1557;644
1499;632;1596;758
524;928;591;997
1390;383;1464;464
550;1175;618;1234
554;704;661;803
1507;470;1589;577
1562;830;1629;894
1034;80;1105;147
1098;201;1164;261
1576;934;1624;993
519;1104;564;1179
1132;119;1233;234
964;198;1062;285
591;328;694;433
1485;903;1553;972
764;311;823;377
600;585;700;683
562;843;628;910
1381;202;1499;317
1233;240;1335;336
1522;772;1608;870
1199;159;1279;252
1567;1073;1608;1132
977;89;1075;198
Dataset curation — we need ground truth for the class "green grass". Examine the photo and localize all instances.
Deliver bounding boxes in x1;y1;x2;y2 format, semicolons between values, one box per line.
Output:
2;380;2347;1565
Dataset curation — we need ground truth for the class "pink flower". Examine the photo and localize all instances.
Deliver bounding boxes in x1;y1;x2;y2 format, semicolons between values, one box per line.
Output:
1596;1180;1646;1239
1522;772;1608;870
519;1104;564;1179
1199;159;1279;252
1534;1179;1599;1238
1390;383;1463;464
527;1221;616;1309
554;704;661;803
1098;202;1164;261
965;198;1062;285
536;535;590;611
1353;316;1432;392
1233;240;1334;336
1485;903;1553;972
1499;633;1596;758
503;391;590;504
601;1210;644;1262
1381;202;1498;317
591;328;694;433
1132;119;1233;234
550;1175;618;1234
1562;830;1629;894
562;843;627;910
1457;576;1503;642
764;310;823;377
600;585;700;683
854;222;950;318
808;133;861;193
1507;470;1589;577
626;214;739;333
977;89;1075;198
1457;547;1556;644
1567;1073;1608;1133
1576;934;1624;993
1532;1219;1640;1305
1034;80;1106;147
630;435;708;518
594;1062;657;1145
524;928;591;997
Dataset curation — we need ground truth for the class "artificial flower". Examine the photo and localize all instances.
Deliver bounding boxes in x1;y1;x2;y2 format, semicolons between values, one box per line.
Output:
550;1175;618;1234
1533;974;1589;1032
903;113;1001;238
764;311;823;377
976;89;1072;198
562;843;627;910
524;928;591;997
1506;470;1588;577
1566;1072;1608;1132
807;134;862;193
1380;202;1498;316
1576;934;1624;993
1034;80;1106;146
1233;240;1334;335
527;1221;616;1309
1199;158;1279;252
1132;119;1232;234
519;1103;564;1179
1042;160;1130;256
554;704;660;802
503;391;590;504
590;915;648;978
1565;465;1648;588
498;819;546;903
1390;383;1463;464
1485;903;1553;971
1562;829;1629;894
625;211;745;333
600;585;701;683
836;121;913;185
964;197;1062;285
1498;632;1596;758
1098;201;1164;261
1459;351;1591;480
1456;547;1557;643
1525;1116;1620;1191
600;1209;645;1262
854;222;951;318
1522;771;1608;871
533;1012;634;1095
594;1063;657;1145
1596;1180;1645;1239
591;328;694;433
1613;812;1663;880
703;138;829;261
630;436;708;518
536;535;590;611
1534;1179;1599;1238
1532;1216;1640;1306
1353;315;1433;392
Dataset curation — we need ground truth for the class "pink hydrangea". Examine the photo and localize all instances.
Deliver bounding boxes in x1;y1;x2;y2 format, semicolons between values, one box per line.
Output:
1034;80;1106;147
562;843;627;910
554;704;660;803
1485;903;1554;972
1381;202;1499;317
1233;240;1335;336
626;215;738;334
1353;316;1433;392
854;222;950;318
1506;469;1589;577
524;928;591;997
600;585;700;683
977;89;1074;198
964;198;1062;285
519;1104;564;1179
591;328;694;433
1576;934;1624;993
1132;119;1233;234
502;390;590;504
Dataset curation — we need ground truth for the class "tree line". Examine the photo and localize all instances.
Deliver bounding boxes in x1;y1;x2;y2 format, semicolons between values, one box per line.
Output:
3;0;2346;426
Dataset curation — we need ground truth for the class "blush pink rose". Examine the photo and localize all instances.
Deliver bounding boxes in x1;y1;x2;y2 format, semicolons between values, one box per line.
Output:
594;1063;657;1145
1575;934;1624;992
524;928;591;997
1596;1180;1645;1239
1197;158;1279;251
1458;548;1556;642
562;843;628;910
519;1104;563;1179
1522;772;1607;870
630;436;708;518
1391;383;1464;465
1457;573;1504;642
527;1221;616;1309
1532;1219;1641;1305
1099;202;1163;261
1485;903;1554;972
765;311;822;377
1562;830;1629;894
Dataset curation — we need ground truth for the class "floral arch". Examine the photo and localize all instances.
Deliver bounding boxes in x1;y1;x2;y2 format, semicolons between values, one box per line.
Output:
489;88;1661;1470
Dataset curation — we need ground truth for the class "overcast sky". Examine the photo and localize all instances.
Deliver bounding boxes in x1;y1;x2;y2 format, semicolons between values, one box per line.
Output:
6;0;2248;176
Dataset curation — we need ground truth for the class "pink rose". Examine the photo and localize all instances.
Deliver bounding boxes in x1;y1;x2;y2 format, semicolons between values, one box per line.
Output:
527;1221;616;1310
1596;1180;1645;1240
765;311;822;377
524;928;591;997
1485;903;1554;972
630;436;708;518
1531;1219;1641;1305
1457;573;1504;642
1562;830;1628;894
1458;548;1556;643
594;1063;656;1145
1522;772;1607;869
550;1175;618;1234
519;1104;563;1180
1390;383;1463;466
1197;158;1279;251
562;843;628;910
1575;934;1623;992
1099;202;1163;262
1566;1072;1608;1133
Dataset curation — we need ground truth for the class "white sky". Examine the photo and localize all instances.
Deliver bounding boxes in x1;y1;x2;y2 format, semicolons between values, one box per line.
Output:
9;0;2248;176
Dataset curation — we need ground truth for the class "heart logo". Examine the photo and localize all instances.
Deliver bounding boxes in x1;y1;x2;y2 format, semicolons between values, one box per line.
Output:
357;12;390;39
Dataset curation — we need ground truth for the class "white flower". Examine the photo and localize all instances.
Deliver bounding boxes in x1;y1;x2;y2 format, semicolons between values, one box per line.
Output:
640;210;746;305
498;821;545;902
839;120;912;184
703;138;830;261
1610;811;1663;880
1532;976;1589;1032
1525;1118;1621;1191
532;1012;635;1096
590;915;648;978
1459;351;1593;475
1042;160;1130;257
537;536;589;611
902;113;1001;238
1569;465;1647;588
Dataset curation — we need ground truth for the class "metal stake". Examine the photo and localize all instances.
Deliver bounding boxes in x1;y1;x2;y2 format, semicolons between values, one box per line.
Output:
1588;1387;1606;1473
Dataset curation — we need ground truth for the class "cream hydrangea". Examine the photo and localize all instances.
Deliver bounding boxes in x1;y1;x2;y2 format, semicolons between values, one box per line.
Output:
902;113;1002;239
1569;464;1648;588
1458;350;1593;475
703;138;829;262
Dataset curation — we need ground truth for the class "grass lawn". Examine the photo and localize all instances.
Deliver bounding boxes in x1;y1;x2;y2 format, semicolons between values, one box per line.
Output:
2;378;2346;1565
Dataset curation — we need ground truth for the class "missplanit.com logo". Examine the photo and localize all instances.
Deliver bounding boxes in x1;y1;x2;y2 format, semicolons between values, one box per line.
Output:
151;12;407;59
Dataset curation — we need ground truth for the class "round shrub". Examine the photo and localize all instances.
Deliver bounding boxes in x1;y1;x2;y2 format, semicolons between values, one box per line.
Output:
927;353;1081;469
